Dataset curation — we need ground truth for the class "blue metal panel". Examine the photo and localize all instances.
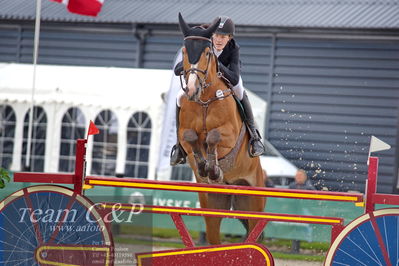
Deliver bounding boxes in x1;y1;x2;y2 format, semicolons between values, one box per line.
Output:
236;36;272;99
0;26;18;62
268;37;399;193
143;35;181;69
17;26;137;67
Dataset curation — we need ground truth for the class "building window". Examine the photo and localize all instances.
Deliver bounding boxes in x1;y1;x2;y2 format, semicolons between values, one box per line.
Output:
59;107;86;172
125;112;151;178
0;105;16;169
91;110;118;176
22;106;47;172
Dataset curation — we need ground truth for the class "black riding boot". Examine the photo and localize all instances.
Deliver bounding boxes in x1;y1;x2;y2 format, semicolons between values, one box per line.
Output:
240;92;265;157
170;105;187;165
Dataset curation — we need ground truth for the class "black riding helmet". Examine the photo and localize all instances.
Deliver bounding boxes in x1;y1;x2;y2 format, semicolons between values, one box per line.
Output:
212;16;235;36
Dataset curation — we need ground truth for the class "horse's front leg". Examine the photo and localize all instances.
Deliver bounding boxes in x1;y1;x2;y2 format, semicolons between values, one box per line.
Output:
205;129;223;183
183;129;207;178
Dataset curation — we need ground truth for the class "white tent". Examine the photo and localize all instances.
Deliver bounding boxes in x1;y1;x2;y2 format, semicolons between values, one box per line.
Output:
0;63;171;177
0;63;266;180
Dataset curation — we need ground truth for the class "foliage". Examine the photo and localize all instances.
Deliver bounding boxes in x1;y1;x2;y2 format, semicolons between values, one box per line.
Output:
0;168;10;188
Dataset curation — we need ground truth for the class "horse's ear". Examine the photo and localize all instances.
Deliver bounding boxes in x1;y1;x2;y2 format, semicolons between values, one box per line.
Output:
204;17;221;38
178;12;190;37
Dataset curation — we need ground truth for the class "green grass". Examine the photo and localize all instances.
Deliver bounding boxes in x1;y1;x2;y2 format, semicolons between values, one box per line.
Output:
271;251;325;262
265;238;329;252
300;240;330;252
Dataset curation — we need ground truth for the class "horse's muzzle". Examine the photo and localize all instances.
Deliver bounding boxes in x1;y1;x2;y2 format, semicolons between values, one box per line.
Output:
187;85;200;101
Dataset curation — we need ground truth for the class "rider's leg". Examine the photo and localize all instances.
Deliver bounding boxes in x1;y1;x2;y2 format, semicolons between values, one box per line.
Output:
233;78;265;157
170;93;187;165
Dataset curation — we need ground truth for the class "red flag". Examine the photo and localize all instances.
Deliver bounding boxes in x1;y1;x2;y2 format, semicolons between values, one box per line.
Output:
88;120;100;136
49;0;104;17
67;0;104;17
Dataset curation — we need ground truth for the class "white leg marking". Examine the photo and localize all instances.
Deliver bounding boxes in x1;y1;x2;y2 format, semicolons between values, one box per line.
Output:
187;63;198;94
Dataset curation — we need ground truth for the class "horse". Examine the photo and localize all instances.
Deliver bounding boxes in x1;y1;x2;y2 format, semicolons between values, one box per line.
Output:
177;13;266;245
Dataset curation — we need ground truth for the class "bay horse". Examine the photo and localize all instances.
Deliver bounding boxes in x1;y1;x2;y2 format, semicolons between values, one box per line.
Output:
177;13;266;245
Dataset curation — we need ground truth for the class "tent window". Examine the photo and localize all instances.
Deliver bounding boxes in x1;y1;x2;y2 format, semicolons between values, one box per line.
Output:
171;165;193;181
22;106;47;172
0;105;16;169
59;107;86;172
125;112;151;178
91;110;118;176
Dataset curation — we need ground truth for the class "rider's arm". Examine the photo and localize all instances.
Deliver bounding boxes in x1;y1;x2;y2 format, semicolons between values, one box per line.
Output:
217;46;240;86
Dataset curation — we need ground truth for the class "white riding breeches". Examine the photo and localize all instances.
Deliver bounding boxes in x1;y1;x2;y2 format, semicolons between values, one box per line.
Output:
176;89;185;107
176;75;246;107
232;76;245;100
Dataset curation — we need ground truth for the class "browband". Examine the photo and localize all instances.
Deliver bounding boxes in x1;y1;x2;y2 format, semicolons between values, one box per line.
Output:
184;36;212;42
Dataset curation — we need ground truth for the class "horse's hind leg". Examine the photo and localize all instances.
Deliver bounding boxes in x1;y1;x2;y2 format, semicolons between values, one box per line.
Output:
199;192;231;245
205;129;222;182
183;129;207;177
233;195;266;242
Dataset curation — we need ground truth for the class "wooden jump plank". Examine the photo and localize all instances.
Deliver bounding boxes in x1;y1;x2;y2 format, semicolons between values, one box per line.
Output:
99;203;344;226
14;172;75;184
86;176;363;203
373;193;399;205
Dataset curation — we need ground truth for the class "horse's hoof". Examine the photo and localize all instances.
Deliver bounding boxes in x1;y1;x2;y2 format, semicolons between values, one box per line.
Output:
207;166;223;183
198;161;207;177
208;175;223;184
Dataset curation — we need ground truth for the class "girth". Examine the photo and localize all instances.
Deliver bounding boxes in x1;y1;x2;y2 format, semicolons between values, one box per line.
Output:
218;122;247;173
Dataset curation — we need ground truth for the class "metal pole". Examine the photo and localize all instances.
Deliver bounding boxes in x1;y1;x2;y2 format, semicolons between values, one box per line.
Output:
26;0;41;168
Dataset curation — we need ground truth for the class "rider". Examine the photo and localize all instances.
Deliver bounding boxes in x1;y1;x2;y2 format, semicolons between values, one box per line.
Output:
170;16;265;165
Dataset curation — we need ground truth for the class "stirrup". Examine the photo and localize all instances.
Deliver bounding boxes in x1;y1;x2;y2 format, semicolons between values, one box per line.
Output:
248;138;265;157
170;144;187;166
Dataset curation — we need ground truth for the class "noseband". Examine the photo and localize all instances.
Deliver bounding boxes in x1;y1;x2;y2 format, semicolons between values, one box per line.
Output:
179;36;214;95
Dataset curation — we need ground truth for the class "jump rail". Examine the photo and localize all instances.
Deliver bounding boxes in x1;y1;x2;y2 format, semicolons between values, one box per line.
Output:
86;175;363;203
100;202;344;247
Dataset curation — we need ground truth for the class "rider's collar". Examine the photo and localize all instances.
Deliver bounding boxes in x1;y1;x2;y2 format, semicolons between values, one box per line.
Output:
213;47;223;58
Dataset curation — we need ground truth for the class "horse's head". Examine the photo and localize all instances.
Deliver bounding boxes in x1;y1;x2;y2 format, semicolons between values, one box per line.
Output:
178;13;221;101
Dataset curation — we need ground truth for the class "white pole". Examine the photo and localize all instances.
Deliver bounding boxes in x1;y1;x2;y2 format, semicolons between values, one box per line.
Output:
26;0;42;168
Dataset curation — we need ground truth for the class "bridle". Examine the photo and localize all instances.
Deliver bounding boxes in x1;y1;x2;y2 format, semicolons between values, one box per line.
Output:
179;35;235;133
179;36;214;96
